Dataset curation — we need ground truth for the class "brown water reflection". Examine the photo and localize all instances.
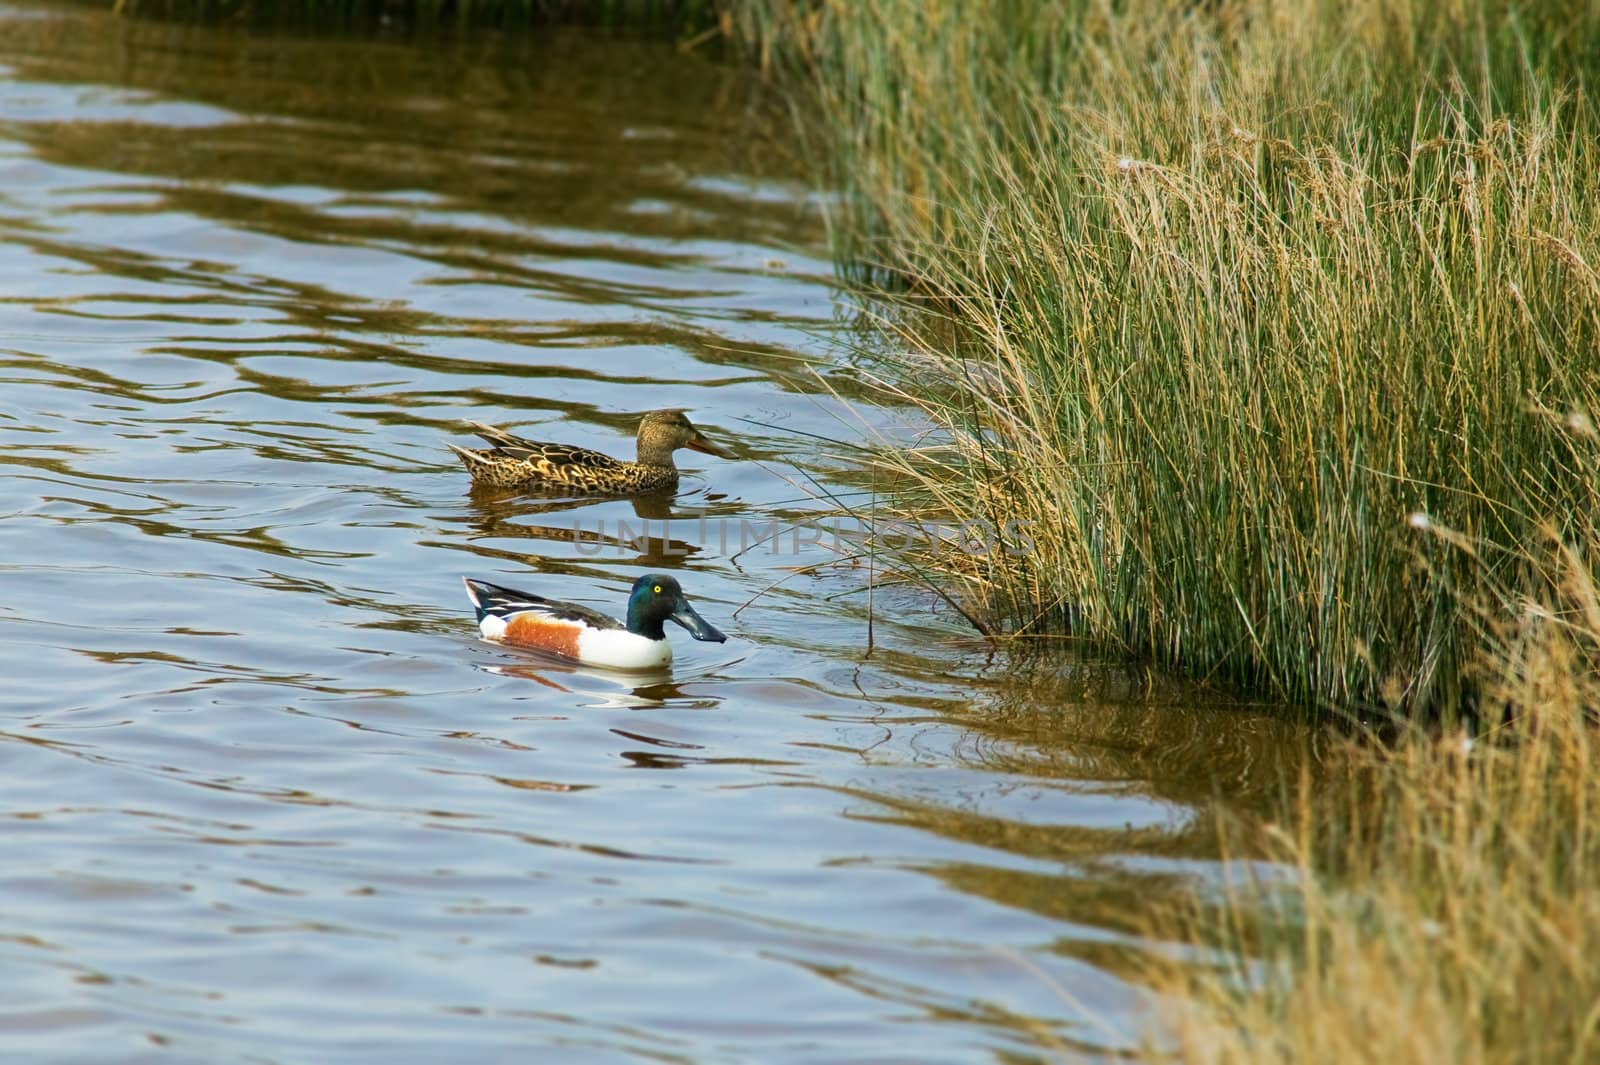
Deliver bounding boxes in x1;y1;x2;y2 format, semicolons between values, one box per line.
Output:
0;5;1307;1063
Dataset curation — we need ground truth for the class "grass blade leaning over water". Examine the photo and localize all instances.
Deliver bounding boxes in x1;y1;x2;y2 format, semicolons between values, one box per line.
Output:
756;0;1600;717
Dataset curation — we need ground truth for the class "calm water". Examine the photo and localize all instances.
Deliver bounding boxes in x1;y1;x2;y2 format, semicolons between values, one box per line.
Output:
0;7;1305;1062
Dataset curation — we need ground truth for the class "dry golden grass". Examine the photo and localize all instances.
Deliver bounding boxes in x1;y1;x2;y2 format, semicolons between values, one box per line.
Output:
1150;511;1600;1063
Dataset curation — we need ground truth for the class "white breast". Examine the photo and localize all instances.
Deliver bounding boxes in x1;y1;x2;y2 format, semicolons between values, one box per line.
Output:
578;627;673;670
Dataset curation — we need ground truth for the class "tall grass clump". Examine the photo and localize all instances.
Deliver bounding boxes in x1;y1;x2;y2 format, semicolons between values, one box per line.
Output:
764;0;1600;715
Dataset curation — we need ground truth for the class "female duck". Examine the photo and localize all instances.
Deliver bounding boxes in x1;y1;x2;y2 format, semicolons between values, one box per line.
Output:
463;573;727;669
449;409;730;494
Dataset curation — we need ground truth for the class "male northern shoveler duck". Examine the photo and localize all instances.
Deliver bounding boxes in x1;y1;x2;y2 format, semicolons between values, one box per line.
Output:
448;410;731;494
462;573;727;669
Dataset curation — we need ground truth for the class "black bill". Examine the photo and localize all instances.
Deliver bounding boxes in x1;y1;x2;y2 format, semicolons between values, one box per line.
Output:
669;599;727;643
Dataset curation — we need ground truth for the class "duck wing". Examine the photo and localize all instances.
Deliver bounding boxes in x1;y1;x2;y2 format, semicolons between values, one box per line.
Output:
462;578;625;631
466;422;626;470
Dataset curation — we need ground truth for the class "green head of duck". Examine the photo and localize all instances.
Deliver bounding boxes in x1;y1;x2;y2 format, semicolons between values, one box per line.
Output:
625;573;727;643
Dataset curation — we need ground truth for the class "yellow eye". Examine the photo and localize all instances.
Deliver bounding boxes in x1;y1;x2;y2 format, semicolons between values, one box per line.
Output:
653;585;662;594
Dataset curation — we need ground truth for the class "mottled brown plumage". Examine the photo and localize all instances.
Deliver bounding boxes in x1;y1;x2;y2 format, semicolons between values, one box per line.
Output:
448;410;731;494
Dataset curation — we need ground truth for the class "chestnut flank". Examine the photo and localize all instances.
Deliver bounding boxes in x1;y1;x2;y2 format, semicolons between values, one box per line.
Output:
502;615;583;659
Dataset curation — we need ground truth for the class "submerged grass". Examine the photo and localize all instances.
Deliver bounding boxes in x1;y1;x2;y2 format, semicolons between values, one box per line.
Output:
750;0;1600;717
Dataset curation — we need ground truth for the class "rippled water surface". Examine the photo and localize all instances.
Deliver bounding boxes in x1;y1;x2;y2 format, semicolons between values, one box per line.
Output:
0;7;1305;1062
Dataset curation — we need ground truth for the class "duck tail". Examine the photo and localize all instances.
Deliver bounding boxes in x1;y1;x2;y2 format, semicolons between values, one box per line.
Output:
461;577;492;621
447;443;492;476
462;577;546;622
